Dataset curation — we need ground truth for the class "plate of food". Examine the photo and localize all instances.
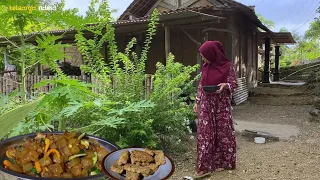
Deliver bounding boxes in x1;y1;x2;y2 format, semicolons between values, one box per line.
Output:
0;131;119;180
202;85;220;93
103;148;175;180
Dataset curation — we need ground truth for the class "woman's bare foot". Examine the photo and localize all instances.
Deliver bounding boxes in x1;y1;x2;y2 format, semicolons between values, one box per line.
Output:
215;168;225;172
195;171;206;176
194;171;211;178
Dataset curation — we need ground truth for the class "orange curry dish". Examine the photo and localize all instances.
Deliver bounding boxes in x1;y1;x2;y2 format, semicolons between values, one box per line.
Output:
3;132;109;178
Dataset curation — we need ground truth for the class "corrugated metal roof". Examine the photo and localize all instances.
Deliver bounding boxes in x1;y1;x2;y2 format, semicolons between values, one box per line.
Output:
115;5;220;25
233;77;249;105
118;0;270;32
258;32;296;44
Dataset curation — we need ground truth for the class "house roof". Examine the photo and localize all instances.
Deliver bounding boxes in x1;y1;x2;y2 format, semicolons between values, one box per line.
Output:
118;0;271;32
115;5;224;26
258;32;296;45
0;7;224;46
119;0;157;20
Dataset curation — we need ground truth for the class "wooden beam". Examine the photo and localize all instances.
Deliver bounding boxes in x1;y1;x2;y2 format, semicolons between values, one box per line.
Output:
4;48;8;65
188;10;226;20
168;19;221;28
263;36;271;83
226;33;233;61
146;0;163;15
204;32;208;42
273;45;280;81
159;1;176;10
196;29;202;76
161;14;221;26
165;26;170;60
238;31;242;77
202;27;233;34
115;24;149;34
181;28;201;46
180;0;198;8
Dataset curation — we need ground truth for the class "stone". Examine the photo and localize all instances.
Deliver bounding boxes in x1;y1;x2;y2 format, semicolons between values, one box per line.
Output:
309;108;320;117
234;120;300;141
314;83;320;96
189;119;197;133
314;97;320;109
309;115;320;123
241;130;280;142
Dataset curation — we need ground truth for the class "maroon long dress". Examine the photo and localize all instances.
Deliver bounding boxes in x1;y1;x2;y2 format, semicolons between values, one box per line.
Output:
196;65;238;173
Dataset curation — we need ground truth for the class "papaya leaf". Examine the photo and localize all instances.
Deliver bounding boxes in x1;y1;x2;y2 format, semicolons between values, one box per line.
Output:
0;96;44;140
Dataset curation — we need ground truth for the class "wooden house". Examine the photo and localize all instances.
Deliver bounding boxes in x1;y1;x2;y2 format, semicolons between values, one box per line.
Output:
115;0;296;88
0;0;296;90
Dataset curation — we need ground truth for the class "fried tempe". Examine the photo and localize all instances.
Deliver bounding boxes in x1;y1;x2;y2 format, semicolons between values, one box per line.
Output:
111;149;167;178
154;150;166;165
126;171;141;180
111;161;124;174
144;148;154;156
146;163;159;174
134;161;150;166
124;164;152;176
118;150;130;165
131;150;154;164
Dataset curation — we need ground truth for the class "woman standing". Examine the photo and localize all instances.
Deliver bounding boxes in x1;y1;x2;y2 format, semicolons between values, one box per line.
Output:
193;41;238;178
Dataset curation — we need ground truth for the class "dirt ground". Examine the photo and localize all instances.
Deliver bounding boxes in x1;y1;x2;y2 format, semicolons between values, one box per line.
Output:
170;86;320;180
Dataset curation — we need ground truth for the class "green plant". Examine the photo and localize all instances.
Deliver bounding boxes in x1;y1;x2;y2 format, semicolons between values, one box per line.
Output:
0;96;43;140
72;3;199;148
0;0;83;102
0;0;199;151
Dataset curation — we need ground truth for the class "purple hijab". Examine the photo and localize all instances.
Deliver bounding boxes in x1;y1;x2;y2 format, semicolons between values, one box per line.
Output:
199;41;231;86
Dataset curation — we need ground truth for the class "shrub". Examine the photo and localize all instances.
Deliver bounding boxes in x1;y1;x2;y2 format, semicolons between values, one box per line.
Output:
0;1;199;151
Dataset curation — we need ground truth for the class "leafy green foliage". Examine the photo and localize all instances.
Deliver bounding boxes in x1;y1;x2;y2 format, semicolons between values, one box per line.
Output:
0;96;43;140
0;0;199;151
305;6;320;40
257;12;320;67
257;14;275;30
279;27;320;67
0;0;83;102
72;5;198;148
0;91;25;114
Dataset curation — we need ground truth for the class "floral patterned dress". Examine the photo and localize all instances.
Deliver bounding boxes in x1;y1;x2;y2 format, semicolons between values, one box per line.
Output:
195;66;238;173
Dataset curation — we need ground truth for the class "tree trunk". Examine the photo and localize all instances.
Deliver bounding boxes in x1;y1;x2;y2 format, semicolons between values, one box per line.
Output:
20;31;27;103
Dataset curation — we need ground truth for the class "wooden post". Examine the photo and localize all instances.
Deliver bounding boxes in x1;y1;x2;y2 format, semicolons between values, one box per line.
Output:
226;33;233;62
136;34;143;58
165;26;170;61
81;53;85;75
165;26;173;99
40;65;44;76
196;32;208;86
239;31;242;77
4;48;10;75
273;45;280;81
204;32;208;42
263;36;271;83
3;48;7;71
196;30;203;75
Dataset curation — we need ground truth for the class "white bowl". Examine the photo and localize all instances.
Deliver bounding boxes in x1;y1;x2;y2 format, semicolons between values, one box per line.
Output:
254;137;266;144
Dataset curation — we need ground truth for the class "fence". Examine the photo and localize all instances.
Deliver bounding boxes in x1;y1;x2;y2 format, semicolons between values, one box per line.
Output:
0;74;154;96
